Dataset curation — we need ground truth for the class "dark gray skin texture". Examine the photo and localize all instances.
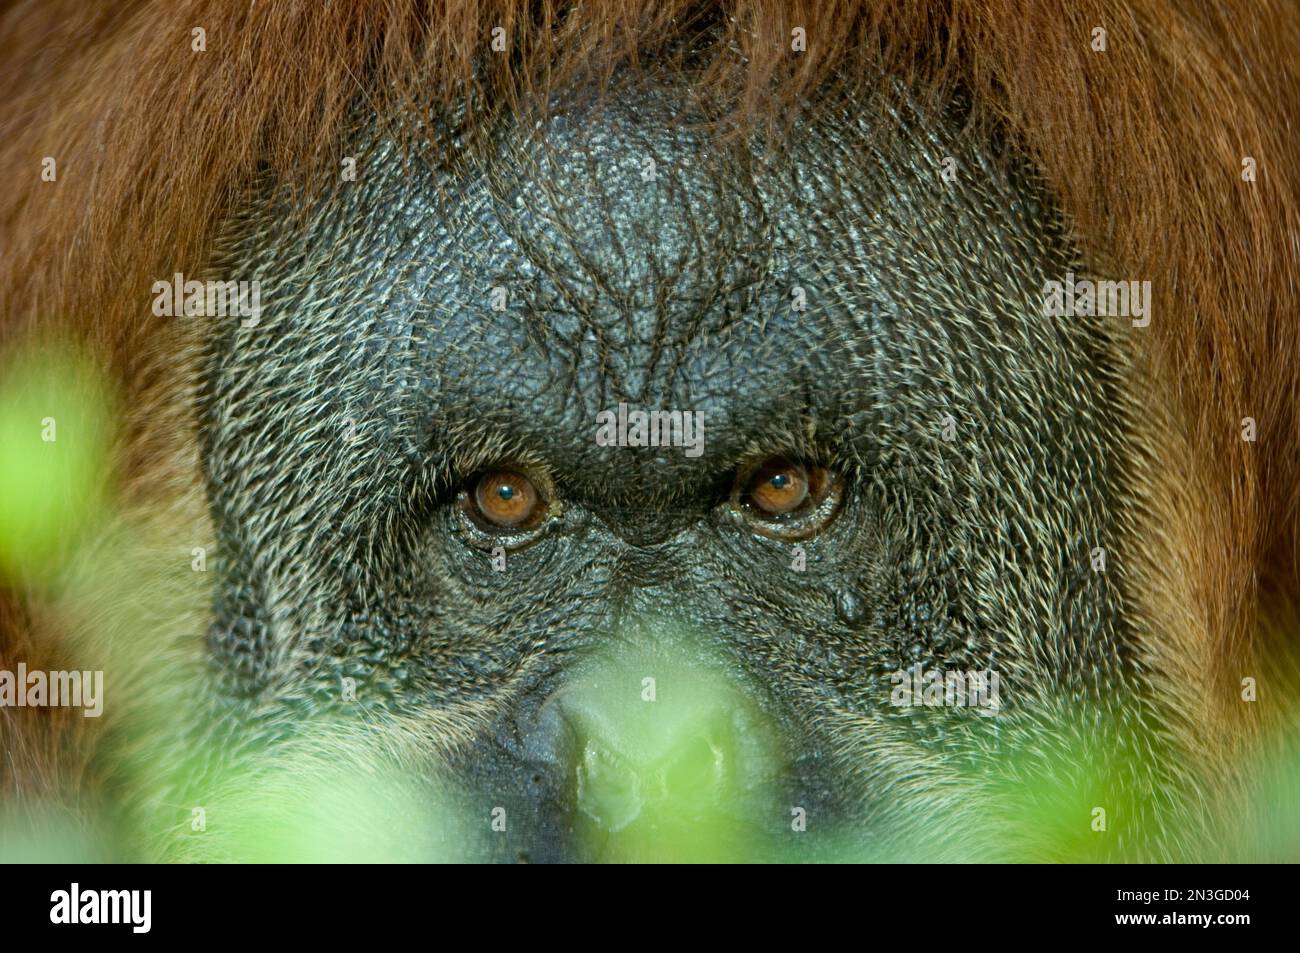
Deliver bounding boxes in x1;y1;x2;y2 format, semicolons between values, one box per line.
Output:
190;79;1188;861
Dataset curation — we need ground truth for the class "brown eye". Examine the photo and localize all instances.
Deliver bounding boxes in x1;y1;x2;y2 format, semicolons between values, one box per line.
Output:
749;461;811;516
734;458;842;540
468;469;544;530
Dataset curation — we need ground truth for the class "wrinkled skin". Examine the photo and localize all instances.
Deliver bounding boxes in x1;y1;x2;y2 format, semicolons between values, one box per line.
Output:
176;78;1184;862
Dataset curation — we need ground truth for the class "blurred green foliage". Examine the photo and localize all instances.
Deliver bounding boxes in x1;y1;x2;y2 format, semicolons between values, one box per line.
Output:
1;342;1297;863
0;343;113;583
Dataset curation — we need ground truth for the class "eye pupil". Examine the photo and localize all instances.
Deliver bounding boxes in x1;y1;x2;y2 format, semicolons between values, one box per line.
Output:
467;469;544;531
748;461;810;516
737;458;841;538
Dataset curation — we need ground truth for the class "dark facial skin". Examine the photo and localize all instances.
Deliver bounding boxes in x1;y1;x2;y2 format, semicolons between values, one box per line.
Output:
192;78;1177;861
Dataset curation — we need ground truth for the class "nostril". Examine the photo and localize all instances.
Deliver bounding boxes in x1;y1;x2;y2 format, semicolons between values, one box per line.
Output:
568;709;746;835
657;728;733;804
575;742;644;832
500;642;787;859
